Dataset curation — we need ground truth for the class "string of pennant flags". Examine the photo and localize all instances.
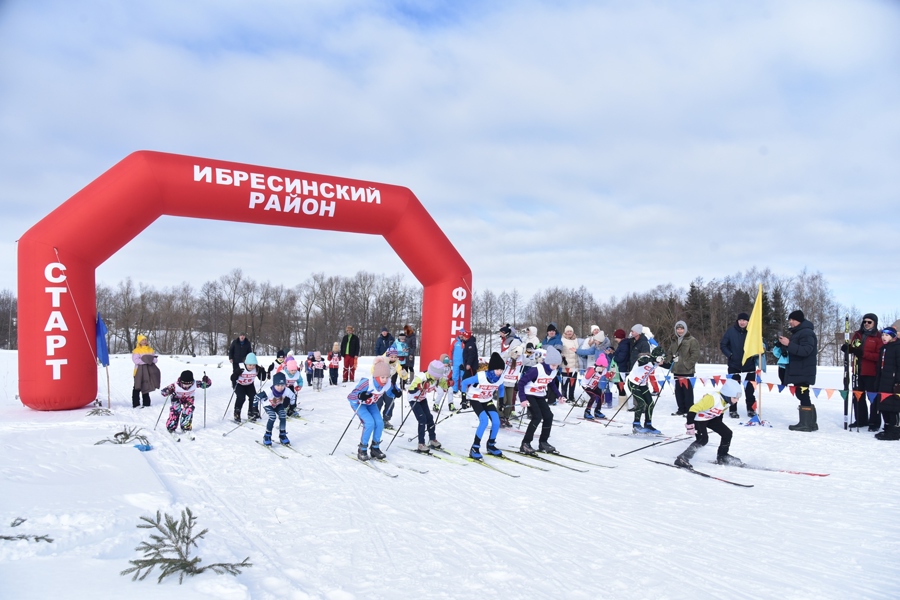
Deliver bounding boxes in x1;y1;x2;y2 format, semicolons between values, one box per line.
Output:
618;372;891;402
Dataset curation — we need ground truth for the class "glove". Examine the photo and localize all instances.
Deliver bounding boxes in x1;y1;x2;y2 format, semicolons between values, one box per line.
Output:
673;356;679;363
202;375;211;386
604;371;615;380
357;391;372;403
391;385;402;398
839;343;848;353
656;356;664;364
685;423;696;436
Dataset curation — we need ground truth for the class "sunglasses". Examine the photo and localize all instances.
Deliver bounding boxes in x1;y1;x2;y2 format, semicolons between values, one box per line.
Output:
863;320;874;324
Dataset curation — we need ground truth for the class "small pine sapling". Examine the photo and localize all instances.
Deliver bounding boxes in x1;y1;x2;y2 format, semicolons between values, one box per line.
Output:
1;518;53;543
121;507;251;584
95;426;150;446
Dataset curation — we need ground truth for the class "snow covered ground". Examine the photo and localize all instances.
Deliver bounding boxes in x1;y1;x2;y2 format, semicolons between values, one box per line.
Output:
0;349;897;599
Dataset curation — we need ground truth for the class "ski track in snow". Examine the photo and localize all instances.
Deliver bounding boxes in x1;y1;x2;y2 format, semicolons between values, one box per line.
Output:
1;351;899;599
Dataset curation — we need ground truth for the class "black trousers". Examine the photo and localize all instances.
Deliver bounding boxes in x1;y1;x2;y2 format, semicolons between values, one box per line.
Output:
682;415;733;459
522;394;553;445
410;400;436;444
673;374;695;414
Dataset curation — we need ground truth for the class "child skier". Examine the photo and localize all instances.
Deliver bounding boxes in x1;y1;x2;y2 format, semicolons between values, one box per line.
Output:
281;358;304;416
517;346;563;455
382;348;409;429
305;352;315;387
347;360;401;461
459;352;507;459
312;351;326;392
675;378;743;467
327;342;341;386
499;339;525;427
581;354;609;420
267;349;286;379
392;332;410;390
431;354;455;413
232;353;265;423
627;346;665;434
161;370;211;439
406;360;445;452
253;372;295;446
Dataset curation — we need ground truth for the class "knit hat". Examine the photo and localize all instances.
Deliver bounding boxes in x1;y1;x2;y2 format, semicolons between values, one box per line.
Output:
381;326;389;333
457;328;469;337
440;353;450;364
525;342;535;351
720;379;743;399
593;331;606;343
590;325;599;333
276;349;286;359
737;312;750;321
788;310;805;322
862;313;878;328
488;352;505;371
543;346;562;366
179;370;194;384
547;323;558;333
386;348;398;358
285;359;298;371
595;354;609;368
244;353;258;365
882;327;898;338
397;332;406;338
508;339;523;358
373;361;390;379
499;324;512;335
564;325;574;334
272;372;287;386
427;360;445;378
614;329;626;339
631;324;643;335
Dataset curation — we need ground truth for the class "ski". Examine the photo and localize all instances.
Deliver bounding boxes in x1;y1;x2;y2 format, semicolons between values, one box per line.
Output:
279;444;311;457
465;456;520;477
645;458;753;487
255;440;288;459
404;448;467;465
612;435;691;458
576;417;623;428
169;431;181;442
505;449;588;472
707;462;829;477
537;451;615;469
488;453;550;471
347;454;398;477
376;459;428;474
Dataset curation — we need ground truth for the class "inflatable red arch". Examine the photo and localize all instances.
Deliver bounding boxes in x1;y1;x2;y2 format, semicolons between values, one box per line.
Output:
17;151;472;411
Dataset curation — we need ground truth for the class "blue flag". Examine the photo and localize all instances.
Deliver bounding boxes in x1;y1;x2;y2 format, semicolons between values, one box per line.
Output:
96;312;110;367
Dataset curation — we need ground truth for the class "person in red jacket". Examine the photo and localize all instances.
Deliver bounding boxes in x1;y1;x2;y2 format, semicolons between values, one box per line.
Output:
844;313;885;429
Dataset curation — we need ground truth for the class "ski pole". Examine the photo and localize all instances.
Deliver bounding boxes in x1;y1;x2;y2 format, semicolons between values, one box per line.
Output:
603;388;634;428
222;387;236;420
613;434;691;458
153;397;168;431
330;401;364;456
203;370;207;429
222;420;248;437
435;408;472;427
386;400;415;451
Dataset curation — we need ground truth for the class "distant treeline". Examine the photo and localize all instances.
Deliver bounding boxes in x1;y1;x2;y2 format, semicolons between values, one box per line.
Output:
0;267;889;366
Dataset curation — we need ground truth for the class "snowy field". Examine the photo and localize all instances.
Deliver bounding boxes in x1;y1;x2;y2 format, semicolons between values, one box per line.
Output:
0;349;898;600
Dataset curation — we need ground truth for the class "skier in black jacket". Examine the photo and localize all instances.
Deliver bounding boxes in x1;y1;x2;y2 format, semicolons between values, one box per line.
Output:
719;312;758;418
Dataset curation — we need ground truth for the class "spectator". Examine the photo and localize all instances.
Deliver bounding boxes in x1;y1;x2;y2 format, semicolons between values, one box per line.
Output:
131;334;160;408
611;328;630;407
340;326;361;383
228;332;253;380
404;324;418;374
666;320;700;417
460;329;479;408
874;327;900;440
375;327;394;356
779;310;818;432
719;312;758;418
560;325;580;403
844;314;885;430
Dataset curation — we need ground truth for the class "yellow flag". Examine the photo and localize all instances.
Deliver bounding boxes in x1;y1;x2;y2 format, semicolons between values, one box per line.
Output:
744;283;764;359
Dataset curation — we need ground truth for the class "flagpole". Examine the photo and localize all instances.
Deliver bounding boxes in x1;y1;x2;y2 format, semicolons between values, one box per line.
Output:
106;366;111;409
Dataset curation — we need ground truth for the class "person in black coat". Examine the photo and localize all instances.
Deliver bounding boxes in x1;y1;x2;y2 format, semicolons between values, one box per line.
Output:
460;332;479;408
375;327;394;356
228;333;253;383
719;312;759;418
627;325;650;371
778;310;818;432
874;327;900;440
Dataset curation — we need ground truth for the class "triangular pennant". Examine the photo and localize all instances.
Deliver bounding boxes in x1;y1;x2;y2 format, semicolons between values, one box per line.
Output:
766;383;774;392
867;392;878;402
689;377;697;386
789;385;796;395
749;380;758;390
812;387;822;398
853;390;864;401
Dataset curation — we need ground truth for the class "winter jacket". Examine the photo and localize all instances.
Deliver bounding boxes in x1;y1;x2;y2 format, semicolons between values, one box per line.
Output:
228;337;253;364
772;345;789;367
375;333;394;356
720;322;757;373
613;337;632;373
876;339;900;412
134;361;161;393
405;332;417;357
628;334;650;371
576;333;611;371
783;319;818;385
541;332;564;353
451;337;465;371
851;329;884;378
462;336;479;375
560;335;580;374
340;333;360;357
666;333;700;375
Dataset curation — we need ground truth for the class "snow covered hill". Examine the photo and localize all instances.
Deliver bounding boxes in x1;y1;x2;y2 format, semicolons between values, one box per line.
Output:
0;350;897;599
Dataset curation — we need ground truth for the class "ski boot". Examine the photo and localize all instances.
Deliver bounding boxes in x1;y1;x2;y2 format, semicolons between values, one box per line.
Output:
729;410;739;419
593;410;606;420
416;443;431;453
428;438;442;449
674;455;692;468
448;402;456;412
500;416;512;428
286;405;295;417
383;421;394;431
279;431;290;445
357;443;369;461
486;438;503;456
583;410;595;420
263;431;273;446
716;453;743;466
519;441;536;455
747;410;757;417
538;441;558;454
432;403;440;412
233;413;242;424
248;412;260;423
369;442;386;460
642;423;661;435
469;435;483;459
633;421;644;434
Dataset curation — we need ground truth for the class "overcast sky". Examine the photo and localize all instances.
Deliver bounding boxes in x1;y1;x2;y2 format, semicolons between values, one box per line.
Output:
2;0;899;322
